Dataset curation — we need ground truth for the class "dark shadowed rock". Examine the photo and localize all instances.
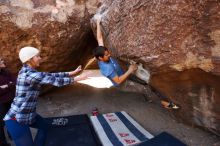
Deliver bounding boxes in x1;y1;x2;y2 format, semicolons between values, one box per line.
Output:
0;0;100;73
151;69;220;135
91;0;220;135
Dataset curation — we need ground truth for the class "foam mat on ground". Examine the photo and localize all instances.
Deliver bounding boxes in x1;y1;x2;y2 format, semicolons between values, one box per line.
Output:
90;111;154;146
45;114;101;146
138;132;187;146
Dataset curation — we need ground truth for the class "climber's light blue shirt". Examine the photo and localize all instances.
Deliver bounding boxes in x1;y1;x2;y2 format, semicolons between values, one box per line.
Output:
98;57;124;86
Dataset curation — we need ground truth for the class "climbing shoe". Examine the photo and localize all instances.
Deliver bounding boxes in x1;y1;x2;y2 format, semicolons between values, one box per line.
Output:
161;100;180;110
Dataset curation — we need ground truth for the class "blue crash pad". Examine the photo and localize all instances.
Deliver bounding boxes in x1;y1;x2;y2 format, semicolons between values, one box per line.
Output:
138;132;187;146
45;115;101;146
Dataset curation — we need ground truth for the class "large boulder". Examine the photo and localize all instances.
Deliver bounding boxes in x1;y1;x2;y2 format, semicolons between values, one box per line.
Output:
0;0;100;73
92;0;220;134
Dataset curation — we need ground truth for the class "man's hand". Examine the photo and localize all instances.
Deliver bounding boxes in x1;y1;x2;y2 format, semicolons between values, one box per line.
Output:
69;65;82;77
74;71;93;82
97;18;101;25
96;14;102;24
0;84;8;89
74;65;82;73
128;64;138;73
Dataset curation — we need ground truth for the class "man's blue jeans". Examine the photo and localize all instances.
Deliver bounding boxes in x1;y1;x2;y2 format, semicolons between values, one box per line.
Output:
5;114;48;146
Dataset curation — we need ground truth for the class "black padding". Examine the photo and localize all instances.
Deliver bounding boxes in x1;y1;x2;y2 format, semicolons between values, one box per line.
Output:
138;132;187;146
45;115;101;146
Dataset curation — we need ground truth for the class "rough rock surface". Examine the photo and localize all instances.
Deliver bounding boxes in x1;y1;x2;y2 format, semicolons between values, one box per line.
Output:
92;0;220;135
0;0;100;73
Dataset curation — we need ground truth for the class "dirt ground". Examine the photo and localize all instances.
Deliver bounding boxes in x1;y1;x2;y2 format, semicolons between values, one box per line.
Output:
3;79;219;146
34;83;220;146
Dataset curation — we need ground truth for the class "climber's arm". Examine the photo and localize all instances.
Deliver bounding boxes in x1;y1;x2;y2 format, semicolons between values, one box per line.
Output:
97;18;104;46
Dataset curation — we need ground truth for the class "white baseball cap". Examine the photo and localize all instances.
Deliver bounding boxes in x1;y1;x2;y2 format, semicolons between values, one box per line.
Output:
19;47;40;63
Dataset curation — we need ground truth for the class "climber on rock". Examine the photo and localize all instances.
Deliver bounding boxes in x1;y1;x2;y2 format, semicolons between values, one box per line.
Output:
93;18;138;86
93;17;179;109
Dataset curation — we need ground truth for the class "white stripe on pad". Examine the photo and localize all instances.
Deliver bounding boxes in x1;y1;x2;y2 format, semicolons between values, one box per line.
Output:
90;116;114;146
103;113;141;145
90;111;154;146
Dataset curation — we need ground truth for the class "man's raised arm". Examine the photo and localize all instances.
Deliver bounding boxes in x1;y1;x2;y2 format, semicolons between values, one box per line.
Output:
97;18;104;46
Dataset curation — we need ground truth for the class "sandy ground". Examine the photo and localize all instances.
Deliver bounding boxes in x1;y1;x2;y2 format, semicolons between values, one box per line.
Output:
34;83;219;146
6;83;219;146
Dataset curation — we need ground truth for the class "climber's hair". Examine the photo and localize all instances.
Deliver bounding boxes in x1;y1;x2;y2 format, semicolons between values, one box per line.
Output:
93;46;108;60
